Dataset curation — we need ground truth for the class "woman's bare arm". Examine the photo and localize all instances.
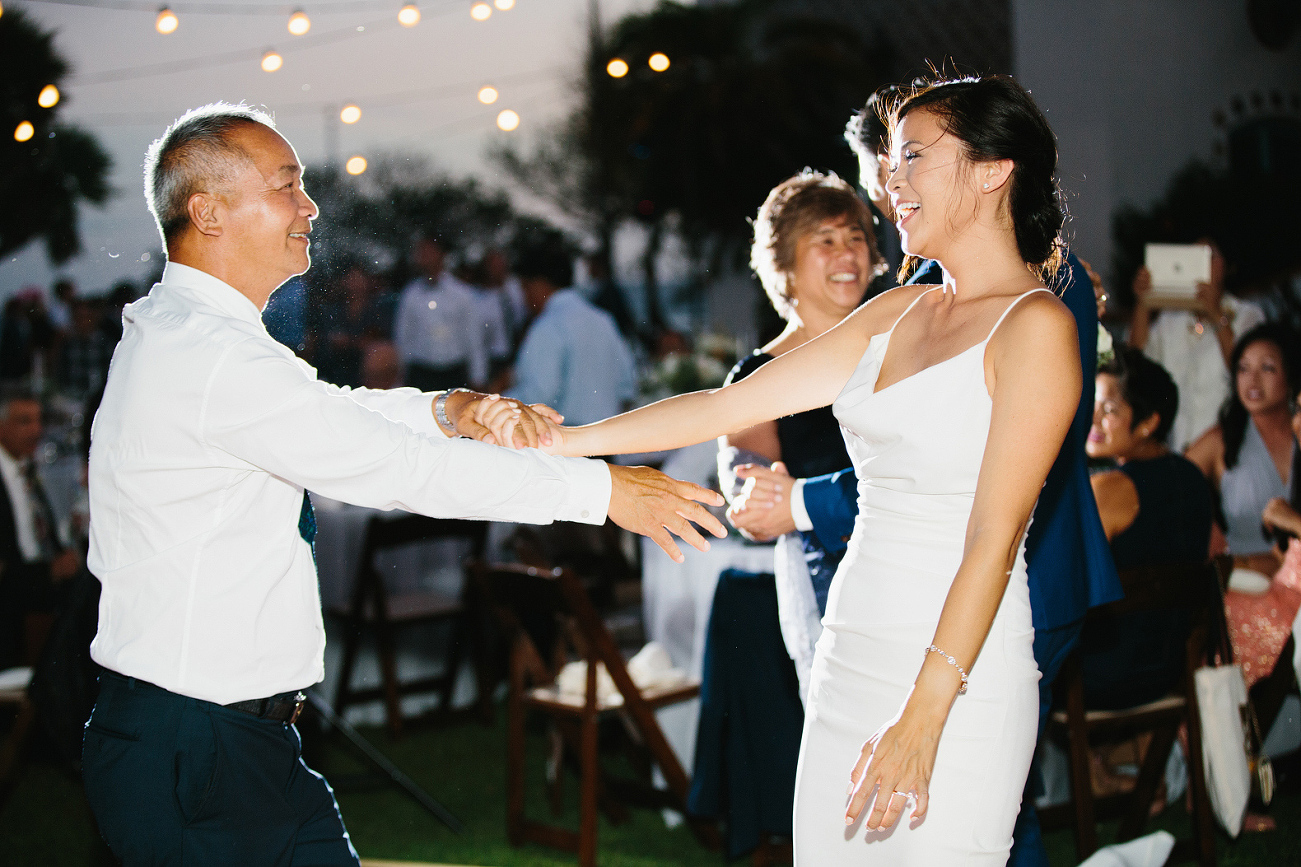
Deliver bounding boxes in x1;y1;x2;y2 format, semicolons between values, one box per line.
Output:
536;288;920;459
847;292;1080;829
1090;470;1141;541
1184;426;1225;487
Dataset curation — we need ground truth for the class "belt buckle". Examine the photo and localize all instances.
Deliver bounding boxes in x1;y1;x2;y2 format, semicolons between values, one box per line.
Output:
288;692;306;725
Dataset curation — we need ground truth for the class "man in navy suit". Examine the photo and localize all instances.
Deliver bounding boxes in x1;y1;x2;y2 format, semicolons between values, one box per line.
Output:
733;252;1122;865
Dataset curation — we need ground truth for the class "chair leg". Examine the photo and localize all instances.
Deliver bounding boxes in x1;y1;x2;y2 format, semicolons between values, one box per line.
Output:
506;645;527;847
1118;724;1177;841
439;614;467;717
333;618;362;718
375;619;404;739
1184;705;1218;867
0;698;35;804
1063;675;1098;860
578;704;599;867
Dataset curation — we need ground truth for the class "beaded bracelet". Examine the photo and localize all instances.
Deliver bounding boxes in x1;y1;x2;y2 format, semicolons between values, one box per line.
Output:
925;644;969;695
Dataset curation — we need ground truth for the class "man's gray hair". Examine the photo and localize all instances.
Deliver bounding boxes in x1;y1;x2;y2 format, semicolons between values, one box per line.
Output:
144;102;276;249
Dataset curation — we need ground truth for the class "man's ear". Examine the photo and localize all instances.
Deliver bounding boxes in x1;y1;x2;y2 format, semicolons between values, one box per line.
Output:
983;158;1014;194
186;192;223;238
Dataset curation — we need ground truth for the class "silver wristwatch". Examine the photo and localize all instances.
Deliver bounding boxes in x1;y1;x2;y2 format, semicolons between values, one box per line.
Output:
435;388;470;437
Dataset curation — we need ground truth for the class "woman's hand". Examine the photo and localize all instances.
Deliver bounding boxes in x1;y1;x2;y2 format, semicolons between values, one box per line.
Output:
1132;266;1153;305
1262;497;1301;538
845;692;945;831
450;392;562;449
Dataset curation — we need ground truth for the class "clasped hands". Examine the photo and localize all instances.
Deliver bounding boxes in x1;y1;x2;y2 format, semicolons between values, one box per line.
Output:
441;391;726;563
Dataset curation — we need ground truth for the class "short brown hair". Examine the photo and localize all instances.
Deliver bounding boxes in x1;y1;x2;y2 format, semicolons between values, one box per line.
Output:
750;170;884;320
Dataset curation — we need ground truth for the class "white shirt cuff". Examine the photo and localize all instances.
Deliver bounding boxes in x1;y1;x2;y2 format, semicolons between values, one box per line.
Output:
790;478;813;533
554;457;611;525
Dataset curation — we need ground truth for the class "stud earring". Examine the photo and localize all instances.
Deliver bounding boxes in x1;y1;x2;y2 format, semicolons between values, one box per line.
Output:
983;182;989;189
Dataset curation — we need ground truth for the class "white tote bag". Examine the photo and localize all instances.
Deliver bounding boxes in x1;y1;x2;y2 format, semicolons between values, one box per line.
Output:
1193;662;1250;837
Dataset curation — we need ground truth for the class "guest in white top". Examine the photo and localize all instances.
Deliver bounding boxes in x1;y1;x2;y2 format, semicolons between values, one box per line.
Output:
1129;239;1266;450
0;390;79;669
393;233;488;391
80;103;724;867
507;235;637;427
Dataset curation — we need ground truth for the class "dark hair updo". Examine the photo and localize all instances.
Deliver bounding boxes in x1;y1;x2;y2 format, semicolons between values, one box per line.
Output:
888;74;1065;279
1098;346;1179;445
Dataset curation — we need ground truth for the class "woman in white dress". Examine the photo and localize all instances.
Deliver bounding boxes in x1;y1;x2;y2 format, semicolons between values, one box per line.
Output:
488;74;1081;864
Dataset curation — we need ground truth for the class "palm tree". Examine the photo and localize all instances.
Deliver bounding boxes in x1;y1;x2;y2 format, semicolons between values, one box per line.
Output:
0;8;112;263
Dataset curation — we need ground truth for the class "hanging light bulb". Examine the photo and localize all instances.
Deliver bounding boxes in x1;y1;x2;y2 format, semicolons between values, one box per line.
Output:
494;0;514;9
398;4;420;26
14;121;34;142
477;86;498;105
606;58;629;78
155;6;178;34
340;104;362;124
648;52;670;72
496;109;520;131
38;85;60;109
288;10;311;36
261;50;284;72
345;156;368;175
470;2;492;21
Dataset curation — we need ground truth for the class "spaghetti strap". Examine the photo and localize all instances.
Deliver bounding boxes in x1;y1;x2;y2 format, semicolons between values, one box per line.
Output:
888;286;940;333
984;287;1053;342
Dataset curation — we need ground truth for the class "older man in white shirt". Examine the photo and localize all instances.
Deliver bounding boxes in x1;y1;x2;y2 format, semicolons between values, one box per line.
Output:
81;103;723;867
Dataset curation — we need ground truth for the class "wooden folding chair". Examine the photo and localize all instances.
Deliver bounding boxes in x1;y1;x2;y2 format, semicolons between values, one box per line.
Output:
472;561;714;867
0;667;35;809
1042;560;1220;866
331;514;487;738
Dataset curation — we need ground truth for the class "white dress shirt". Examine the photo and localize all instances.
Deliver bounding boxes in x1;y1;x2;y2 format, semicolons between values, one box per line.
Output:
0;447;43;562
508;289;636;427
1145;296;1266;451
393;272;488;386
89;262;610;705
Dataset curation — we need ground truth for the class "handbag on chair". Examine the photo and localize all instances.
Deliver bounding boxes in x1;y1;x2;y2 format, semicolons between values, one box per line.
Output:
1192;662;1251;836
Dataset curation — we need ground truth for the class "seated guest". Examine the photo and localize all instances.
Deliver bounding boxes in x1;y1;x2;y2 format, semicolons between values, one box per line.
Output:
1083;347;1215;709
1226;384;1301;687
506;233;635;427
1187;322;1300;574
55;298;114;400
0;390;81;669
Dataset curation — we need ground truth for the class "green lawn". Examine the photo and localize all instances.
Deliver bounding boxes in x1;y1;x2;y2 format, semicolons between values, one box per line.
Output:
2;710;1298;866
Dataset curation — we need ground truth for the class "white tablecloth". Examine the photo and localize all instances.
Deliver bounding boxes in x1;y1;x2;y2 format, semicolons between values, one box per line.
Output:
638;442;777;772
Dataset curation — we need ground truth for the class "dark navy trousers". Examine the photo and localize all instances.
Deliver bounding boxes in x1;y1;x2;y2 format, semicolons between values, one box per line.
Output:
83;671;359;866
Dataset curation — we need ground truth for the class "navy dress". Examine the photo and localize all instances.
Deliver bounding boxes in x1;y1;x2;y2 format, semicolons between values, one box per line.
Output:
687;351;851;857
1080;454;1215;710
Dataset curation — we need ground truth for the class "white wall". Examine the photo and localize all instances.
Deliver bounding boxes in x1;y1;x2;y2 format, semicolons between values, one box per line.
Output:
1014;0;1301;282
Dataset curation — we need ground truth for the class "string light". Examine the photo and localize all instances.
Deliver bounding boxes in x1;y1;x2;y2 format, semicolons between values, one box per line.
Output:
155;6;178;34
606;58;628;78
345;155;367;175
648;52;670;72
477;85;498;104
288;10;311;35
261;50;283;72
340;103;361;123
38;85;60;108
14;121;34;142
496;109;519;131
470;2;491;21
397;4;420;26
493;0;514;9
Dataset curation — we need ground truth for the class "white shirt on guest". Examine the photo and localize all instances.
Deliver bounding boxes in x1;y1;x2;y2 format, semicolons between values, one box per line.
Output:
1144;295;1266;451
88;262;611;706
393;271;488;386
0;447;42;562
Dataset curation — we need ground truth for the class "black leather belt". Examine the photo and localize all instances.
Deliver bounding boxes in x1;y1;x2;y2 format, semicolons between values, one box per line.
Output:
224;691;307;724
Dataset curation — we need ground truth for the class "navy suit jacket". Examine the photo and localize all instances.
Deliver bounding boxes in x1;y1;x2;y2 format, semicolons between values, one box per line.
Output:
801;254;1122;630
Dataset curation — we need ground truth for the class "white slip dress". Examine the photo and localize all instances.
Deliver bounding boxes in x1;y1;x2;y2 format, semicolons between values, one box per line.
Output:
791;288;1047;865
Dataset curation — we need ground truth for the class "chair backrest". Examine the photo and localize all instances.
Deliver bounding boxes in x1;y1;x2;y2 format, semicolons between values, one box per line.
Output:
472;561;693;796
361;514;487;561
1100;560;1228;672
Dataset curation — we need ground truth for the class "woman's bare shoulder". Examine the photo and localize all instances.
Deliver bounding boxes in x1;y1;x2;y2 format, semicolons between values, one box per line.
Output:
843;283;935;336
991;289;1076;354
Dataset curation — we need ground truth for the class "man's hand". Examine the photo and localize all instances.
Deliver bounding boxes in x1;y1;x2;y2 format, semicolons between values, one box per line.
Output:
607;464;726;563
439;390;562;449
728;462;797;542
50;549;81;583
